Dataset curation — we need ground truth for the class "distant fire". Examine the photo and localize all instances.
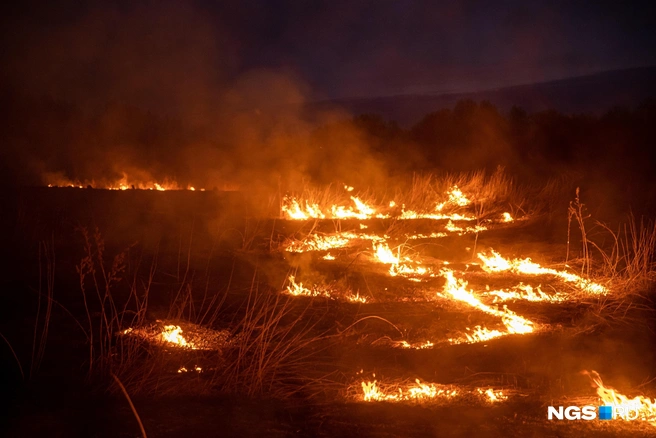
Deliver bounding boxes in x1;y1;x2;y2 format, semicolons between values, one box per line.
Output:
43;173;212;191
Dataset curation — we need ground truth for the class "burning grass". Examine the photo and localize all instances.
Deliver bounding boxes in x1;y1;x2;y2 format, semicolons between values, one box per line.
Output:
280;168;525;223
44;171;205;191
477;249;608;295
585;370;656;426
18;169;656;437
439;269;537;343
120;321;233;351
355;374;509;404
284;275;369;303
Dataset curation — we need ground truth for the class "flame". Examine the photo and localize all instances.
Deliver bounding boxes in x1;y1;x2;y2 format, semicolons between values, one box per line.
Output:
435;185;471;211
440;269;535;343
399;210;476;221
361;378;459;402
43;173;204;191
448;325;506;344
285;276;332;298
445;220;487;234
483;283;567;303
477;388;508;402
285;233;353;252
284;231;385;253
281;197;326;220
281;185;480;221
358;376;508;404
285;276;366;302
323;253;336;260
374;242;399;264
502;212;514;222
346;292;368;303
477;250;608;294
161;325;196;349
394;340;434;349
406;232;448;240
177;365;203;373
282;195;386;220
585;370;656;425
373;242;434;280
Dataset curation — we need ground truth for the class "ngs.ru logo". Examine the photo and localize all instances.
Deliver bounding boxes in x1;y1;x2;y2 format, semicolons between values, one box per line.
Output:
548;404;640;421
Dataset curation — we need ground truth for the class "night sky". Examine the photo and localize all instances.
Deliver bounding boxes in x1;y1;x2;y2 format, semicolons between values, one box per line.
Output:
2;0;655;106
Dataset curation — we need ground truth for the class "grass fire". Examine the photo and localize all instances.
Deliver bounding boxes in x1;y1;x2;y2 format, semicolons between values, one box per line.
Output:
3;3;656;436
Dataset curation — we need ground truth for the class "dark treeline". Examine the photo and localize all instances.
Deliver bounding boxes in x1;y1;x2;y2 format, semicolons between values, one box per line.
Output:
2;91;656;214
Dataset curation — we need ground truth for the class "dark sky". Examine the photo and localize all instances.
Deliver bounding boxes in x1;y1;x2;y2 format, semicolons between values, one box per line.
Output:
2;0;655;104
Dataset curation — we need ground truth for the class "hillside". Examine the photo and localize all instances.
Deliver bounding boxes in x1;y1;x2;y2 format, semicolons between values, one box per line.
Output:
309;66;656;125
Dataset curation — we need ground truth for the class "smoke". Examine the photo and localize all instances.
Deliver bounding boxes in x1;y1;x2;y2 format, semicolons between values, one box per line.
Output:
1;1;403;193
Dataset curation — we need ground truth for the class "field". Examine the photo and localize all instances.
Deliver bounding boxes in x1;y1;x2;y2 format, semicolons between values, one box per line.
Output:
3;173;656;437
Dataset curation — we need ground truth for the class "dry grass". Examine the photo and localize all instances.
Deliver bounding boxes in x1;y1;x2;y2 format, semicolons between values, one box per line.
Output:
76;227;331;399
391;167;521;217
31;237;55;378
281;167;529;222
563;191;656;333
592;215;656;287
214;280;330;398
565;190;656;290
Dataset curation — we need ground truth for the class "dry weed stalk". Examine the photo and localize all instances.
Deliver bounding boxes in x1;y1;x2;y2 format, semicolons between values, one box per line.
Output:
567;188;592;276
31;237;55;378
